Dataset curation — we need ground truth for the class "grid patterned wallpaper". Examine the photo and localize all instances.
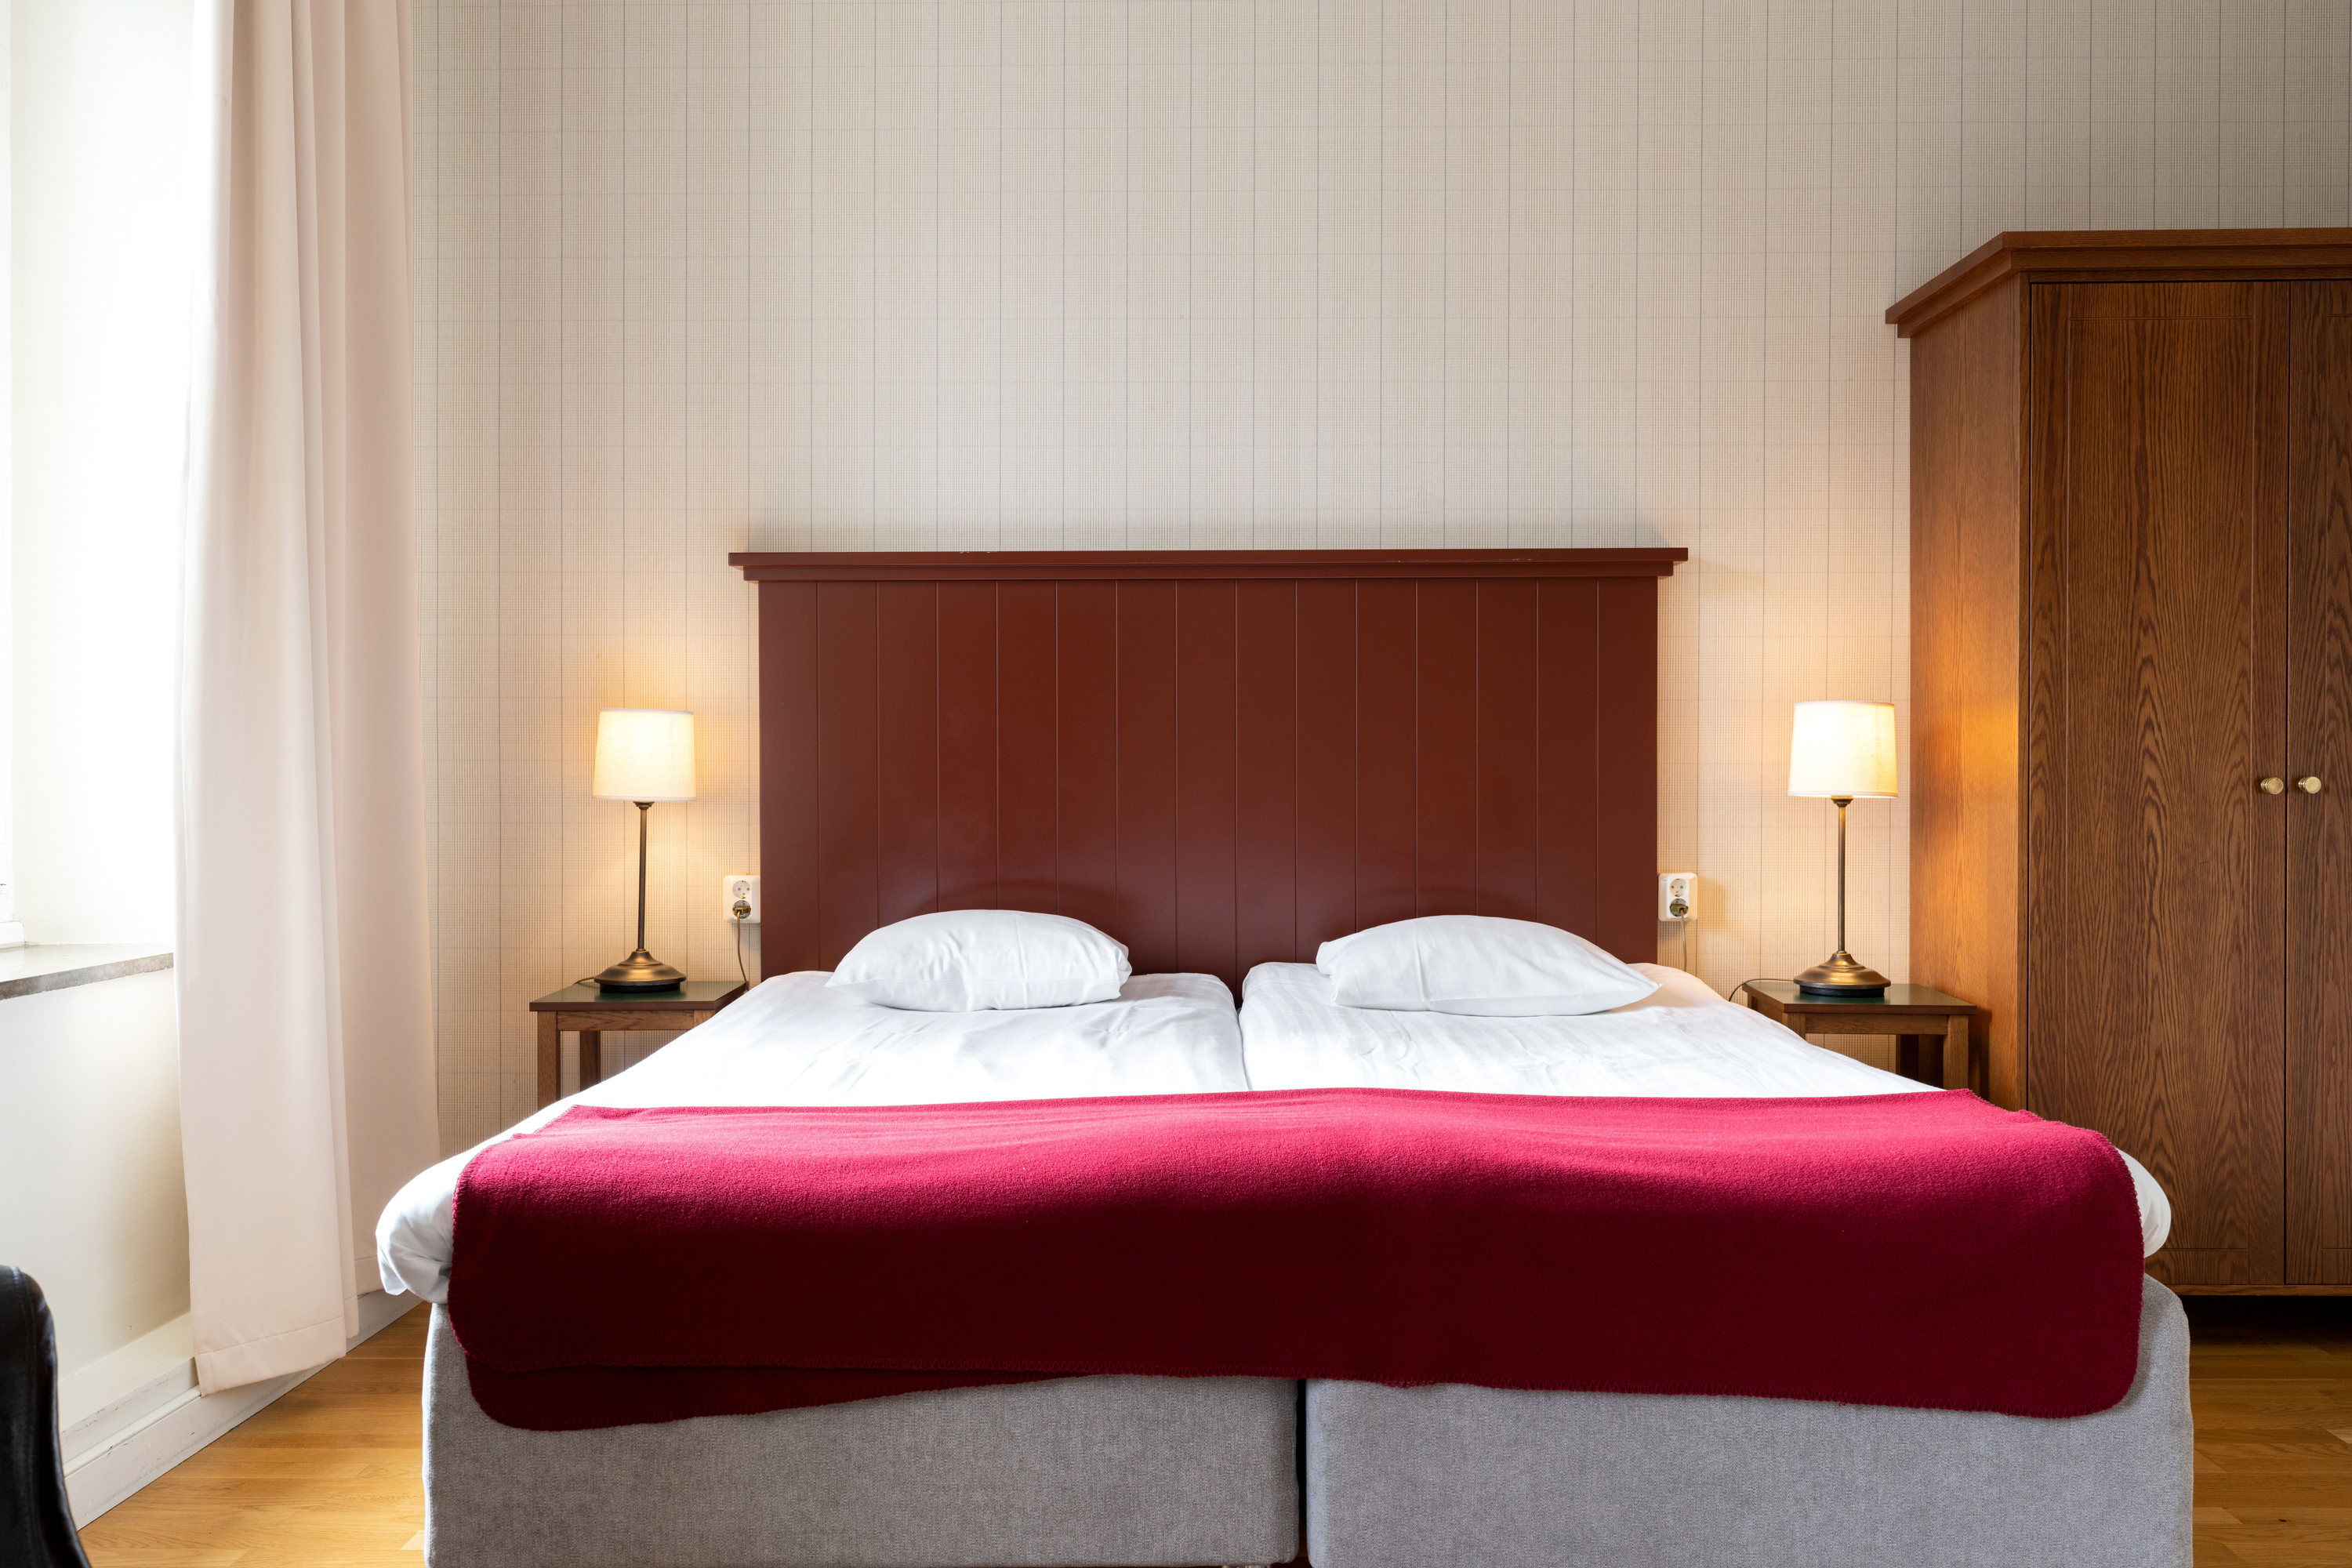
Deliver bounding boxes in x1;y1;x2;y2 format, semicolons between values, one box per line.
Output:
413;0;2352;1152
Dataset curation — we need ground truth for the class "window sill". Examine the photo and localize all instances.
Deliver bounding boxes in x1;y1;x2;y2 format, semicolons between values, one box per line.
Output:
0;943;173;1000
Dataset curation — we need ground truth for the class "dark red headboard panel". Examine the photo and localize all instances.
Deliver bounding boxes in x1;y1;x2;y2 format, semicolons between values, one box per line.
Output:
731;549;1686;989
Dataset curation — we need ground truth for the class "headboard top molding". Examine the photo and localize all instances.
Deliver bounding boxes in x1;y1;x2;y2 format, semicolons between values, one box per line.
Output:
731;547;1686;583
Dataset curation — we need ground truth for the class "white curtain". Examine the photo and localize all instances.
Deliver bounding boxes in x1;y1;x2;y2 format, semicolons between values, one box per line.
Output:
178;0;438;1394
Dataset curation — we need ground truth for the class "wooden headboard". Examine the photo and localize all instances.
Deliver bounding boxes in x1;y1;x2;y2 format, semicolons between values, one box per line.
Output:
729;549;1686;989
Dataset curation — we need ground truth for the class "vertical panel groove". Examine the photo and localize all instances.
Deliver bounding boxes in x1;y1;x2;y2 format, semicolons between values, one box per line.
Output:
774;569;1660;990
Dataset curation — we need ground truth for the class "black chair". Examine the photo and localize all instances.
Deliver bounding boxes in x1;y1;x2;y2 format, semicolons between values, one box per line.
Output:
2;1267;93;1568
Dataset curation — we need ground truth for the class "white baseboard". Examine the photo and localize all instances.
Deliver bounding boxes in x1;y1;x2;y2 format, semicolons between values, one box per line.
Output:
59;1312;198;1460
64;1362;319;1526
350;1284;420;1341
64;1288;421;1526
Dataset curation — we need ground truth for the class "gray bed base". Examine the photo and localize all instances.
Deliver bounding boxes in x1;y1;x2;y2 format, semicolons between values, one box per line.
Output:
426;1279;2190;1568
1305;1275;2192;1568
422;1307;1298;1568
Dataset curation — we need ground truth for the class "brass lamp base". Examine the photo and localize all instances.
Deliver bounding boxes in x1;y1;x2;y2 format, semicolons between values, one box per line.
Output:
593;949;687;993
1794;949;1889;998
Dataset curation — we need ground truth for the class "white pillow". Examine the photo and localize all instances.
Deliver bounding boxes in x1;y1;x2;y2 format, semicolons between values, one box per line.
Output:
1315;915;1658;1016
826;910;1132;1011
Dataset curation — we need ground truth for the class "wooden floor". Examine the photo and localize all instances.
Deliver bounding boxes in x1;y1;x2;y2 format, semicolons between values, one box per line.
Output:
81;1306;430;1567
74;1294;2352;1566
2185;1297;2352;1565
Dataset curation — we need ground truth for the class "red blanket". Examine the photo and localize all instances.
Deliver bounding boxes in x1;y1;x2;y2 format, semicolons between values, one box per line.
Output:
448;1087;2145;1431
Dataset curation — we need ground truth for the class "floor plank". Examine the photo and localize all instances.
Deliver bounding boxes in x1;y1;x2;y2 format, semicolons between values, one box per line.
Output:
79;1307;430;1568
2189;1298;2352;1567
73;1294;2352;1566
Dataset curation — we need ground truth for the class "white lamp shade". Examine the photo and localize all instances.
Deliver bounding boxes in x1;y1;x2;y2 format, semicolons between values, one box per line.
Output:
593;709;696;801
1788;701;1898;798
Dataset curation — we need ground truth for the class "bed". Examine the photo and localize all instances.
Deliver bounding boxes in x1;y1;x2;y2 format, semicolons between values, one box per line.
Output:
379;969;1255;1304
1240;959;2173;1252
396;546;2187;1568
387;969;1298;1568
1240;958;2191;1568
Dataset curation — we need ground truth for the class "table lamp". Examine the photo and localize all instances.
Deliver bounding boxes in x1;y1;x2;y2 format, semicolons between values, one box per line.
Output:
1788;699;1897;998
591;708;695;993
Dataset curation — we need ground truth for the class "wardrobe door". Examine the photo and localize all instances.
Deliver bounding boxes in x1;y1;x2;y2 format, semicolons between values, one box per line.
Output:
2026;281;2289;1288
2288;279;2352;1285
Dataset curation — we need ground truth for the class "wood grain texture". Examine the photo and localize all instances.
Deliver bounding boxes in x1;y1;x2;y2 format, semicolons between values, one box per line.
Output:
535;1012;559;1109
2180;1298;2352;1566
1909;274;2027;1110
78;1307;434;1568
1743;985;1983;1090
1886;228;2352;338
746;557;1675;988
2027;281;2286;1289
74;1295;2352;1568
527;983;750;1105
1909;237;2352;1298
2289;281;2352;1285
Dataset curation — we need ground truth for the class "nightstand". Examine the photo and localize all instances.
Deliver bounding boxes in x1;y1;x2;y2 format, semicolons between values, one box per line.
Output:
1741;981;1983;1093
530;980;749;1109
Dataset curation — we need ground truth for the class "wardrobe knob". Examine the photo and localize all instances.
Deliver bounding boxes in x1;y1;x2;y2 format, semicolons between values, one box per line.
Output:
2299;776;2325;794
2261;777;2286;794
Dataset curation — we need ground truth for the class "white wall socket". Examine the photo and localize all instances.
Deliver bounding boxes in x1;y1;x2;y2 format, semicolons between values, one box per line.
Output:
723;875;761;924
1658;872;1697;922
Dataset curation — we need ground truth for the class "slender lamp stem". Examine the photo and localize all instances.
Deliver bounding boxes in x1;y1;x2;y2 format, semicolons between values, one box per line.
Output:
1834;794;1849;955
635;801;652;952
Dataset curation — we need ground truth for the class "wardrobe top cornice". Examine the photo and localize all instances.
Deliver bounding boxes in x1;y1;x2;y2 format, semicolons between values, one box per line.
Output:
1886;227;2352;338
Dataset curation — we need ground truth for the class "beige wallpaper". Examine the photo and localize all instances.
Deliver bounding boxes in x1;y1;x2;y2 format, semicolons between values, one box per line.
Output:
413;0;2352;1152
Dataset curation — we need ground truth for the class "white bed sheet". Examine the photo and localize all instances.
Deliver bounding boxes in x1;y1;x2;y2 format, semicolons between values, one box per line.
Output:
1240;960;2172;1256
376;970;1246;1304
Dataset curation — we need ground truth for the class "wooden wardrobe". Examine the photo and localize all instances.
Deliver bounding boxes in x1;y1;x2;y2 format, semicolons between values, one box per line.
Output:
1893;230;2352;1294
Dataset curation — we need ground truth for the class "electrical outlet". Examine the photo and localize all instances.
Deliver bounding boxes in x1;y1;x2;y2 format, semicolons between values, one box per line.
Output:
1658;872;1697;922
723;874;761;925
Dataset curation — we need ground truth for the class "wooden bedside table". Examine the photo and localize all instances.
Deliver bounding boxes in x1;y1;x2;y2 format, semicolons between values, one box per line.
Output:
1741;981;1983;1094
530;980;749;1109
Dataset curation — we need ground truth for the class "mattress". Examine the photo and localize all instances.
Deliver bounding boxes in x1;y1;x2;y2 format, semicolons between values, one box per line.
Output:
1239;960;2173;1256
379;970;1245;1304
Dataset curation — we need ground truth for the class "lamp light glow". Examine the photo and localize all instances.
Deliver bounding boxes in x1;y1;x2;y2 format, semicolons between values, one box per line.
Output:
593;709;697;802
1788;700;1898;800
